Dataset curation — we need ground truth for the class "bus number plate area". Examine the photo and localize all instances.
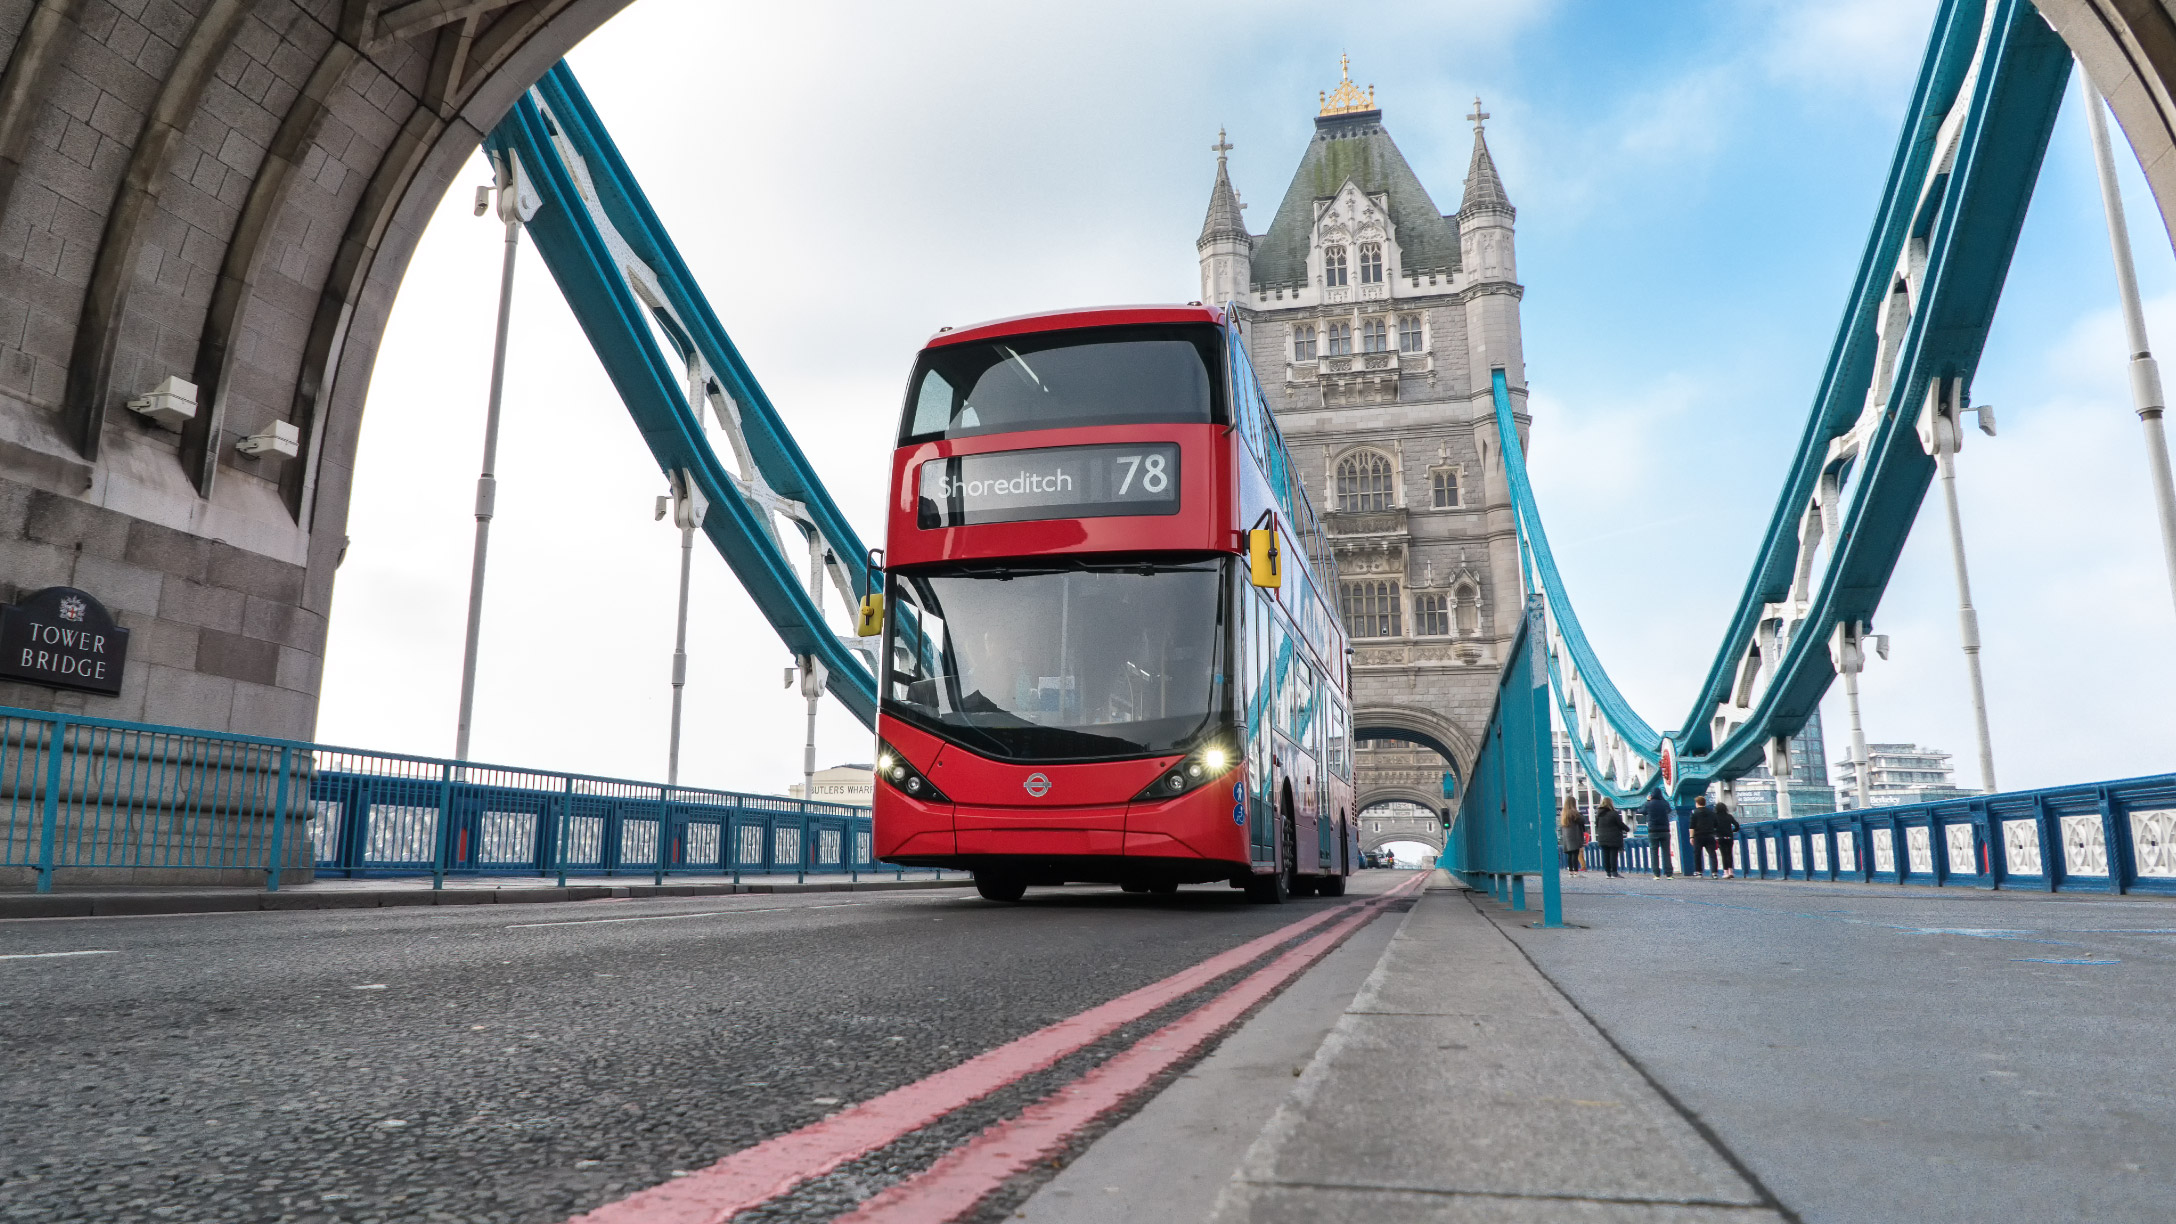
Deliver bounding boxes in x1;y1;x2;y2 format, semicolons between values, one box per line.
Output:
916;443;1180;529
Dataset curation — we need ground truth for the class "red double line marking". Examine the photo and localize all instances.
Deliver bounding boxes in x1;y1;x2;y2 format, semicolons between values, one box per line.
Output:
569;880;1417;1224
835;876;1423;1221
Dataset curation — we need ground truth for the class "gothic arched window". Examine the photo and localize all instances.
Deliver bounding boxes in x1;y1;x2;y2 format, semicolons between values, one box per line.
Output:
1413;593;1451;636
1359;242;1383;284
1293;324;1317;361
1326;322;1353;356
1340;580;1402;638
1361;318;1388;354
1336;450;1394;512
1324;246;1349;287
1431;467;1459;508
1398;315;1424;352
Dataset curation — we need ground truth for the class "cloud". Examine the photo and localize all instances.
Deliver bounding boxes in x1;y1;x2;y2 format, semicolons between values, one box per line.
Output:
1762;0;1943;100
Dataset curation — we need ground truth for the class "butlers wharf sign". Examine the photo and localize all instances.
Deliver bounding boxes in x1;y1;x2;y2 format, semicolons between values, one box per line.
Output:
0;586;130;696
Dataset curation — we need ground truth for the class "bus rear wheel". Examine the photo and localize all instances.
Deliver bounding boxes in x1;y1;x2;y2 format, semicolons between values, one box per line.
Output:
1316;874;1347;898
975;873;1027;902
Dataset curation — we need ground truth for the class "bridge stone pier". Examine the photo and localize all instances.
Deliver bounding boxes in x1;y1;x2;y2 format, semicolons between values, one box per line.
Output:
0;0;641;736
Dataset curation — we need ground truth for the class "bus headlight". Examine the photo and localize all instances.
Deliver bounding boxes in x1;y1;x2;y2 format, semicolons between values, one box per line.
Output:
875;740;949;803
1134;741;1238;803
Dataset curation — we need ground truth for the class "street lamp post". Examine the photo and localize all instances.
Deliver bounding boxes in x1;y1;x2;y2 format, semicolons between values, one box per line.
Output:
1830;621;1888;810
657;468;707;787
2081;75;2176;615
454;150;539;761
1919;377;1998;794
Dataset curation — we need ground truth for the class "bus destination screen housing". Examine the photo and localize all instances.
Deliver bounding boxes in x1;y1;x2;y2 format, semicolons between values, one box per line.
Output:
917;443;1180;529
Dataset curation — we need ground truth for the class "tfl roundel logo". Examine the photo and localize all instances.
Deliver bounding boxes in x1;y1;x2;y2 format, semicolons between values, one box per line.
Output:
1023;773;1052;798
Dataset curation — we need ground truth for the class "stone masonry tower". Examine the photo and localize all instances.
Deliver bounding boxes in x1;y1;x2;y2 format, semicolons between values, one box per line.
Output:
1197;62;1531;820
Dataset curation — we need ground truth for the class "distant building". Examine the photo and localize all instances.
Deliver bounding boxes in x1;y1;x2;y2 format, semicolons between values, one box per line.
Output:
1834;744;1976;809
789;764;874;806
1729;710;1838;822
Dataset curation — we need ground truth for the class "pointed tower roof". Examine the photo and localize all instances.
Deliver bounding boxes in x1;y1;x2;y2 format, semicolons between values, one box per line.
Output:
1250;68;1461;288
1198;128;1250;248
1458;98;1514;218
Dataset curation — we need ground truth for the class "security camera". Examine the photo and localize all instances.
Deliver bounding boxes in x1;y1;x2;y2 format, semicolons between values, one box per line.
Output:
473;186;491;217
654;494;670;521
1873;634;1890;661
1973;404;1997;437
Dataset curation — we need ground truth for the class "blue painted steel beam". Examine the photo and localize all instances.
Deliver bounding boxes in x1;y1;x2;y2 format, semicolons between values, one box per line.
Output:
483;67;877;724
1487;0;2071;796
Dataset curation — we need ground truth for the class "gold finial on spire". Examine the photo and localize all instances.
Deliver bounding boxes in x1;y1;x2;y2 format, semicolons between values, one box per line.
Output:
1319;54;1376;116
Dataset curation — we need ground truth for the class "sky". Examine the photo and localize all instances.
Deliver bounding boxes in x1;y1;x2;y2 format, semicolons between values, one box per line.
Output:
318;0;2176;798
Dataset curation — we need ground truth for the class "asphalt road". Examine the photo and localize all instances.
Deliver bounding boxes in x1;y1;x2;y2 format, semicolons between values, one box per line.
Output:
0;876;1400;1224
1496;873;2176;1224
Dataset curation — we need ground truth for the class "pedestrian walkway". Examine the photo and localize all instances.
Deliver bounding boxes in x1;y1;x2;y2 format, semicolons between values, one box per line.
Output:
1024;873;1787;1222
1024;868;2176;1222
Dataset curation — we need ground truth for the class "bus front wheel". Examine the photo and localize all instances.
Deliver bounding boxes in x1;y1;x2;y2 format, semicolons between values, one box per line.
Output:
1316;874;1347;898
1243;869;1288;904
975;873;1027;902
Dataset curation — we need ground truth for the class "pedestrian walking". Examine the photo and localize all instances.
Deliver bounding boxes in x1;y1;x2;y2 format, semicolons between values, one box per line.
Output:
1641;788;1674;877
1690;794;1721;877
1559;796;1589;872
1592;796;1628;877
1714;798;1740;878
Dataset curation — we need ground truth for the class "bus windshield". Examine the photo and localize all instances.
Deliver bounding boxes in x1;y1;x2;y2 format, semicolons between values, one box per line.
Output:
899;324;1224;445
884;557;1230;761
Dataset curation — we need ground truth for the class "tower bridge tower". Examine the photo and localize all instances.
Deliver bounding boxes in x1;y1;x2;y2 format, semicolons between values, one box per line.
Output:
1197;62;1530;815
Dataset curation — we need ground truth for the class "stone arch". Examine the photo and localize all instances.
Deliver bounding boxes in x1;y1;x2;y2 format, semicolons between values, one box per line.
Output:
1354;791;1445;855
1353;703;1478;785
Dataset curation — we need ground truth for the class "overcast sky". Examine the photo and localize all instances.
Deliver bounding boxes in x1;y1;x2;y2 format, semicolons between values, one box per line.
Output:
317;0;2176;797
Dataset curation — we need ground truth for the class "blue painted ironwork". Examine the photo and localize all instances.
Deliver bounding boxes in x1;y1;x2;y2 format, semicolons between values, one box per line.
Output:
0;704;879;892
1490;0;2075;798
483;64;877;724
1722;770;2176;895
1441;596;1561;925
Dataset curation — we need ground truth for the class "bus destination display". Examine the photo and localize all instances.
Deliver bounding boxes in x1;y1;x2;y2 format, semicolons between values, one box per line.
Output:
918;443;1180;529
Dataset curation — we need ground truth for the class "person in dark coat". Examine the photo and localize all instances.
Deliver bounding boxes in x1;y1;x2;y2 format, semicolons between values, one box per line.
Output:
1640;789;1675;878
1592;797;1628;877
1689;794;1720;877
1714;798;1741;878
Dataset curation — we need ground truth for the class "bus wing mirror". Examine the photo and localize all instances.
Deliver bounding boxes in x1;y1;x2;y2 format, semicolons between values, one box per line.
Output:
857;593;885;637
1248;528;1282;588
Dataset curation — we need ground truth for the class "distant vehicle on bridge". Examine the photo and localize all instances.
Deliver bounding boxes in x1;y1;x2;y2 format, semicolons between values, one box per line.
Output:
871;304;1355;903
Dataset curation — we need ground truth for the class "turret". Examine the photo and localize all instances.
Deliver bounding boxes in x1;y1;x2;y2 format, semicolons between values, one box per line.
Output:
1456;99;1516;284
1197;129;1252;306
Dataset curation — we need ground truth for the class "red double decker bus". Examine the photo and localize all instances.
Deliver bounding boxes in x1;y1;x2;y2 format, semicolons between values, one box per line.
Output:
870;304;1355;904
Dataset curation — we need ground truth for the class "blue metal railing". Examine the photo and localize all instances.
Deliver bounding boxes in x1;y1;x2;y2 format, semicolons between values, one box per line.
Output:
1440;596;1563;925
1721;772;2176;894
0;704;887;893
1575;771;2176;893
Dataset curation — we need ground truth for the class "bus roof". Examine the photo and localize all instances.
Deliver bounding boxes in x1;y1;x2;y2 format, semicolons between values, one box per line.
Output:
924;304;1225;349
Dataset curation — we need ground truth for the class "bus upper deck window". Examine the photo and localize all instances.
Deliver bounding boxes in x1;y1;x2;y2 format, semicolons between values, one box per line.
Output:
899;323;1224;445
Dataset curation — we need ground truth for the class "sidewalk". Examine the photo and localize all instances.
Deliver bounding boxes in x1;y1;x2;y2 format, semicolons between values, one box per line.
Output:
0;871;970;920
1022;872;1790;1222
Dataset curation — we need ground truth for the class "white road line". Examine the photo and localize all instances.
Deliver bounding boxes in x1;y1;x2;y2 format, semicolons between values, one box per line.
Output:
0;949;119;961
505;902;857;929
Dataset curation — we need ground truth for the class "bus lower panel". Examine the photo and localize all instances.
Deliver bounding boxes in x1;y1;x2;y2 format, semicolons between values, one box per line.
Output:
881;854;1251;888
